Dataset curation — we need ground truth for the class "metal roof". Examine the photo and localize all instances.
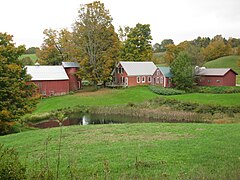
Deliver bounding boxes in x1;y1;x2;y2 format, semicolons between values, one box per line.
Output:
62;62;80;68
25;66;69;81
158;67;173;78
195;68;238;76
119;61;157;76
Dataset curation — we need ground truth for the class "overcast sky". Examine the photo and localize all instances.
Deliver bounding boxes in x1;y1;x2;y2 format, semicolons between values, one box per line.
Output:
1;0;240;48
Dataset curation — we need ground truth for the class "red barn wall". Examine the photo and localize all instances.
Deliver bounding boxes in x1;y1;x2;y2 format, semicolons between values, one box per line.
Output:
197;71;236;86
33;80;69;96
223;70;236;86
65;67;81;91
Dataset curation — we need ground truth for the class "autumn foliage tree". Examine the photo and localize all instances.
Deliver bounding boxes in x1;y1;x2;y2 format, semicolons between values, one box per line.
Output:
73;1;120;85
203;35;231;61
0;33;37;134
120;23;153;61
37;28;76;65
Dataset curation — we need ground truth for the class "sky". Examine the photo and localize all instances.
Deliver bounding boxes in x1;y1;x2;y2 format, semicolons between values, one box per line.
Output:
1;0;240;48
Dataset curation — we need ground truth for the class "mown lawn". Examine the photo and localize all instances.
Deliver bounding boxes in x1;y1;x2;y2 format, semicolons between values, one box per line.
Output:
167;93;240;106
0;123;239;179
34;86;158;113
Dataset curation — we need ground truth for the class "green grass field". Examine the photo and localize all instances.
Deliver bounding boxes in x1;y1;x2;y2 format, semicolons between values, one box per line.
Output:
204;55;240;84
34;86;158;113
0;123;239;178
34;86;240;114
167;93;240;106
19;54;38;62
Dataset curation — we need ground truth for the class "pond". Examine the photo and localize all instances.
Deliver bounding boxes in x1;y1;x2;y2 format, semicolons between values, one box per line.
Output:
29;113;155;129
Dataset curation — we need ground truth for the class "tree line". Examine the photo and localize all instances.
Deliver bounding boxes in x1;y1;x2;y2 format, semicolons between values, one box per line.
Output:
154;35;240;64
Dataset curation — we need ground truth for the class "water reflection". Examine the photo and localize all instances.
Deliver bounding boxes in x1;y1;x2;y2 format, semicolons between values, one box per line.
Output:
29;113;152;129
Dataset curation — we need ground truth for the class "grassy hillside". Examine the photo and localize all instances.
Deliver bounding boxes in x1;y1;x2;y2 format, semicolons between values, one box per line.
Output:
34;86;240;114
204;55;240;84
167;93;240;106
0;123;239;178
19;54;38;62
34;86;158;113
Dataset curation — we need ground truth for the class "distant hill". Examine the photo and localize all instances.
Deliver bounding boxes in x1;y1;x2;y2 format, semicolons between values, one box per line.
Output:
19;54;38;62
204;55;240;84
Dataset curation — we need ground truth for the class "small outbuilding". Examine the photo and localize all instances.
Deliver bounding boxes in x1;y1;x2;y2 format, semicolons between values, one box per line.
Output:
195;68;238;86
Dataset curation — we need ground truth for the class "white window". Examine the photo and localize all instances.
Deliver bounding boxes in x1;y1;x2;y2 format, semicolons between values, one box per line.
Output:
207;80;211;83
157;70;160;76
137;76;140;83
142;76;145;83
160;77;163;84
216;80;221;83
156;77;160;84
148;76;151;82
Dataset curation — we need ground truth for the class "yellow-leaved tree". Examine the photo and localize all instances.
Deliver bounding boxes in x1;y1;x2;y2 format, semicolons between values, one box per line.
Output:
73;1;120;86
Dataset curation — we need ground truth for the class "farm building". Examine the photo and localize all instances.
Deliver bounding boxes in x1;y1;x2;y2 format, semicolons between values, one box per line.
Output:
62;62;81;91
152;67;173;87
195;67;238;86
26;62;81;96
112;61;158;86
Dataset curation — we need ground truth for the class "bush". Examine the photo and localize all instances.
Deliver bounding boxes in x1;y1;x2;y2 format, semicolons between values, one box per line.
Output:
0;144;26;179
195;86;240;94
149;85;185;95
150;97;240;115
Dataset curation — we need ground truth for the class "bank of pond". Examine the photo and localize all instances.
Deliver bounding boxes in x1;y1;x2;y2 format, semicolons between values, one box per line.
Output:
25;96;240;129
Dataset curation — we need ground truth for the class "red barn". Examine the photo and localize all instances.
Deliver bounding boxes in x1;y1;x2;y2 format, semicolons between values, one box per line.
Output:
26;62;81;96
26;65;70;96
195;68;238;86
62;62;81;91
112;61;157;86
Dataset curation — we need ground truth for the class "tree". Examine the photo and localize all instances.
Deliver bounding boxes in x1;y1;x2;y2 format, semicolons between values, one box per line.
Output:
203;35;231;61
21;57;34;66
120;23;153;61
192;36;210;48
163;44;184;65
25;47;40;54
159;39;174;52
73;1;120;85
37;28;76;65
153;43;161;53
170;51;195;90
0;33;37;130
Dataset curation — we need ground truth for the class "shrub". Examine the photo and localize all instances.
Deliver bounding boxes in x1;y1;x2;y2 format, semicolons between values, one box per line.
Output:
149;86;185;95
195;86;240;94
0;144;26;179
